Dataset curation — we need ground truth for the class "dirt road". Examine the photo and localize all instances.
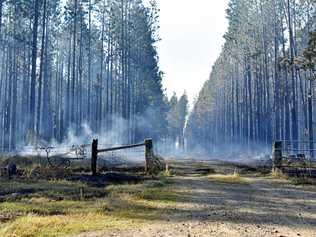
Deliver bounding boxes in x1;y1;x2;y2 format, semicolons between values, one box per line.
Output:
79;160;316;237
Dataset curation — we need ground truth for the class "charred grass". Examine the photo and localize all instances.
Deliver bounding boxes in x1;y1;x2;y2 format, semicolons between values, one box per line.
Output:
0;180;176;237
1;157;315;236
0;163;177;237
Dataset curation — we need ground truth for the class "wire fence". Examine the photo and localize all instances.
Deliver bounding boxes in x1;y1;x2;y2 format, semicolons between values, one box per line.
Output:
281;140;316;161
97;145;146;167
276;141;316;176
0;142;147;169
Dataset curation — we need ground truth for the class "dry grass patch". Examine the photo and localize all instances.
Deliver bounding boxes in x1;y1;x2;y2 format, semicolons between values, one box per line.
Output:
208;173;250;184
0;178;107;202
0;213;137;237
106;180;179;205
0;178;178;236
270;168;288;179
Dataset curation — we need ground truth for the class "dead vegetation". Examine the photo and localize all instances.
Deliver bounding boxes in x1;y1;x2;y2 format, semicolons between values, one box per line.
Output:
0;175;174;237
0;156;315;237
0;155;167;236
208;173;250;185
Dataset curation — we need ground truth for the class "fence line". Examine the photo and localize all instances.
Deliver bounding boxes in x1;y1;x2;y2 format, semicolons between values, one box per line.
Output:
91;139;153;176
1;139;158;175
273;141;316;176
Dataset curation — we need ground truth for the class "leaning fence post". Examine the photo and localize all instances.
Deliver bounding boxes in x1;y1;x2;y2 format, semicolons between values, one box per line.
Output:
91;139;98;176
145;139;153;173
273;141;283;172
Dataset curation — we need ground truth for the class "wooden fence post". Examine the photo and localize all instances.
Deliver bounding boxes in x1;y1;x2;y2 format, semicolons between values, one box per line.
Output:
91;139;98;176
273;141;283;172
145;139;153;173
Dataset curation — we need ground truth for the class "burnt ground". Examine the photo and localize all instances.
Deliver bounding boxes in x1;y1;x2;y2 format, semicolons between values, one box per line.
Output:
0;157;316;237
79;159;316;237
67;172;145;187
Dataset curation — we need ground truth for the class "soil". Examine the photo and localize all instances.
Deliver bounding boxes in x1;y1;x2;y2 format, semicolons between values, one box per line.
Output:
67;172;145;187
78;160;316;237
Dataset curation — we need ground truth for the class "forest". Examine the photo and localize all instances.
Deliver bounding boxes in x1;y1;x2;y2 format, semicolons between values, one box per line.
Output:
1;0;316;157
0;0;188;152
187;0;316;155
1;1;316;237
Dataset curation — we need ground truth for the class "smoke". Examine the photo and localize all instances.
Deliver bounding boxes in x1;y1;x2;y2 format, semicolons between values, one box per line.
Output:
1;105;273;166
6;112;158;165
183;141;271;164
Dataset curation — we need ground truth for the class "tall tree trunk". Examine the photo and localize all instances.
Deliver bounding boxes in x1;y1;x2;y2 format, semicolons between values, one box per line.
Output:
5;47;12;151
66;38;71;132
42;18;52;140
308;80;314;157
36;0;47;137
71;0;78;125
29;0;40;139
287;0;298;143
78;10;83;131
281;20;291;141
10;3;18;150
0;0;3;39
87;0;92;124
274;2;281;140
99;2;105;131
11;48;17;151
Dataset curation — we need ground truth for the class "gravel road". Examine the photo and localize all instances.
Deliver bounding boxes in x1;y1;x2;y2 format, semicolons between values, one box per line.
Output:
78;161;316;237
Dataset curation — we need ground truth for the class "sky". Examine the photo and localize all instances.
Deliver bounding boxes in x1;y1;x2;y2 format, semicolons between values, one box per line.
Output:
157;0;229;105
